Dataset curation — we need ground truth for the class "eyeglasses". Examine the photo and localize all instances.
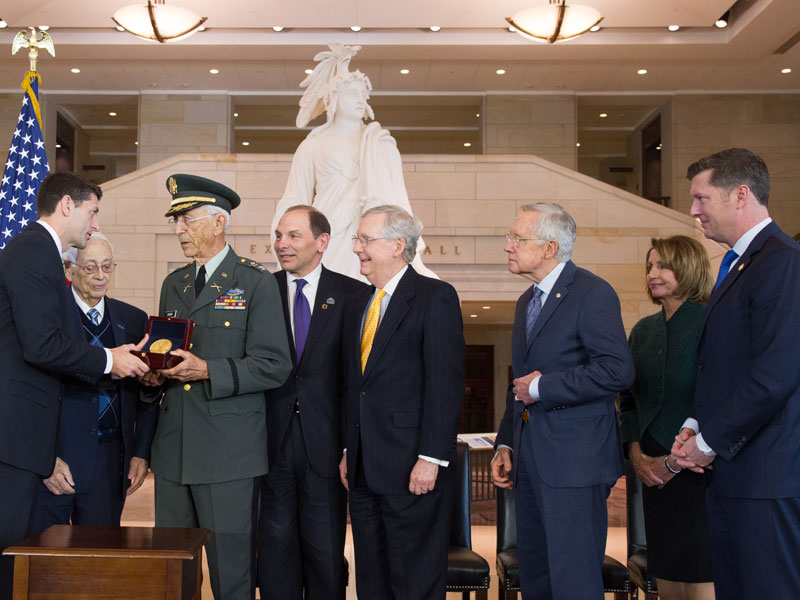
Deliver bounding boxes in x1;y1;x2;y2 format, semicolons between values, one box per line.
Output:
352;235;388;247
167;214;212;229
505;233;546;247
73;261;116;275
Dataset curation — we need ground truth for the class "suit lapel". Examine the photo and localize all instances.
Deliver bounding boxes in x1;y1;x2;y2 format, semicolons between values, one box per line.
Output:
171;266;197;315
362;267;415;379
513;287;531;372
701;222;778;331
106;299;127;347
525;261;574;352
275;271;297;364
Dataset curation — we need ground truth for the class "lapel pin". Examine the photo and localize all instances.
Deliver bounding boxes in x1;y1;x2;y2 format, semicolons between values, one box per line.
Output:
321;303;328;310
555;292;562;298
210;282;222;292
738;264;744;271
327;297;335;304
183;273;190;279
183;284;191;293
221;272;228;278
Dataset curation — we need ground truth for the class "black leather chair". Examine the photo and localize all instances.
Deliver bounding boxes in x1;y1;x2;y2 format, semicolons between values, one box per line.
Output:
496;486;632;600
625;459;658;599
447;442;490;599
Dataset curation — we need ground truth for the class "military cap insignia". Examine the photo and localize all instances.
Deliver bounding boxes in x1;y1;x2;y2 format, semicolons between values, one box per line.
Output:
168;176;178;195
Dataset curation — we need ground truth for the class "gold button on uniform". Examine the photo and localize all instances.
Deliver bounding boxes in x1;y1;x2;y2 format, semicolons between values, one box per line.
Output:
183;384;191;391
224;321;230;327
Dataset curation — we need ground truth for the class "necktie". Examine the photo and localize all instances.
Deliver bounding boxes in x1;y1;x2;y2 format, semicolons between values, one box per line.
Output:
293;278;311;360
88;307;102;326
195;265;206;298
525;287;543;341
85;311;117;434
713;249;739;290
361;289;387;374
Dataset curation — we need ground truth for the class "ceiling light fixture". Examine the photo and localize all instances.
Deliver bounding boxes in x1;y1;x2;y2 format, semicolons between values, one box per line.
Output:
507;26;517;33
233;112;239;117
589;24;600;32
496;69;506;75
429;26;441;32
38;26;50;31
576;142;581;147
470;314;478;318
400;69;410;74
71;68;81;74
507;0;603;44
781;68;792;74
242;142;250;146
668;25;680;31
350;25;362;32
0;18;8;29
715;11;729;28
109;112;118;117
112;0;207;43
482;306;491;310
272;26;284;32
209;68;219;74
599;112;608;118
304;69;313;74
637;69;648;75
464;142;472;147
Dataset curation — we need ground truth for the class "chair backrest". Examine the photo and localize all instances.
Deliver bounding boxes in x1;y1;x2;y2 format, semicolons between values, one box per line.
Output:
496;486;516;553
450;441;472;549
625;458;647;557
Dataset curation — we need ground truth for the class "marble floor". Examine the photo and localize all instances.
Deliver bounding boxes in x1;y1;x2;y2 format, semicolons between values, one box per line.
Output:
121;474;630;599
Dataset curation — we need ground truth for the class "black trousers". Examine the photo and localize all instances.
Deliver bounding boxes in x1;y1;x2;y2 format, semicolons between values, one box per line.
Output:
0;461;41;600
258;413;347;600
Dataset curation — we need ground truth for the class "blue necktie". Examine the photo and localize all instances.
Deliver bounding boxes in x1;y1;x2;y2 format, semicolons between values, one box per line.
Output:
713;249;739;290
293;279;311;360
525;287;543;342
86;308;117;434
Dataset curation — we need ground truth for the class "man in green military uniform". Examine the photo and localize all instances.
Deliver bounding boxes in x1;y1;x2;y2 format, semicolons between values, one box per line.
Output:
142;174;291;600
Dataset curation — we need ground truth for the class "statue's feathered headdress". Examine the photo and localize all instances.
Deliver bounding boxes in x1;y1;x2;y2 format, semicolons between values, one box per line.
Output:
296;43;373;128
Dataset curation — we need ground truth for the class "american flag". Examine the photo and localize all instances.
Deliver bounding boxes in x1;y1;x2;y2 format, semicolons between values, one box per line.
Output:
0;73;49;250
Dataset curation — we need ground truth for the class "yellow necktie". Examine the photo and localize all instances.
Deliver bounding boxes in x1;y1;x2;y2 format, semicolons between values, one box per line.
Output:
361;289;386;374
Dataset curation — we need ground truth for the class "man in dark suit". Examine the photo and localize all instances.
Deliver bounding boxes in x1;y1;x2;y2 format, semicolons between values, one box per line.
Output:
30;233;158;533
258;205;365;600
0;172;149;599
339;204;465;599
491;203;634;600
671;148;800;599
143;174;291;600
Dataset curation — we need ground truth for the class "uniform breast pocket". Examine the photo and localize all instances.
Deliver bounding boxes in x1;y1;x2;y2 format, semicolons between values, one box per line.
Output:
206;310;248;357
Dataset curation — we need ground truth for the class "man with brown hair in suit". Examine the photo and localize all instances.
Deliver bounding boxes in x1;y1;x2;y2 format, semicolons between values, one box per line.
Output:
259;205;365;599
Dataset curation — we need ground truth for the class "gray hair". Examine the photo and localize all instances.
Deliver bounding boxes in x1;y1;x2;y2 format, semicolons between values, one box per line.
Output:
362;205;422;264
206;205;231;233
519;203;576;261
62;231;114;264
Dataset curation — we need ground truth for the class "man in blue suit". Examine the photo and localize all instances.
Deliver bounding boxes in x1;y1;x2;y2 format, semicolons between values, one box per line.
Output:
259;205;365;599
492;203;634;600
339;205;465;599
30;233;158;533
671;148;800;599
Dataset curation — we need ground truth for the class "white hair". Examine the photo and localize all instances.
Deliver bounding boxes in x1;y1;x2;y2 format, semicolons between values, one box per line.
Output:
362;205;422;264
205;205;231;233
62;231;113;264
520;203;576;261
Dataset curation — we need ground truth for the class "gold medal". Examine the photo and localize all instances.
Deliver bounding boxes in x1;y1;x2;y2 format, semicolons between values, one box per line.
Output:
149;338;173;354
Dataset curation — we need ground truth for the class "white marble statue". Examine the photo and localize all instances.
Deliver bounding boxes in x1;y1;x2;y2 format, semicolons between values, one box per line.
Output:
271;43;436;280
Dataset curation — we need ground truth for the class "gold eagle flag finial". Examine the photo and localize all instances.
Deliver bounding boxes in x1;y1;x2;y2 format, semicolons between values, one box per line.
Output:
11;27;56;73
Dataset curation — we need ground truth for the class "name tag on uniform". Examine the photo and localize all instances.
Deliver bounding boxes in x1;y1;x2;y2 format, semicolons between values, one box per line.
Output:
215;289;247;310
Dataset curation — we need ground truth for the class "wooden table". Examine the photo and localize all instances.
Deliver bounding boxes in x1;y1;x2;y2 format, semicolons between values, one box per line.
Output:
3;525;210;600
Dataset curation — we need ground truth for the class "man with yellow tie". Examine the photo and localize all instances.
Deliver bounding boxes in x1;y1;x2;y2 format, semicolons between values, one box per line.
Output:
338;205;465;599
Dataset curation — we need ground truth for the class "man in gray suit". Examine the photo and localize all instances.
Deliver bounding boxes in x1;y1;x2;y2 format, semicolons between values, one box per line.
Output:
143;174;291;600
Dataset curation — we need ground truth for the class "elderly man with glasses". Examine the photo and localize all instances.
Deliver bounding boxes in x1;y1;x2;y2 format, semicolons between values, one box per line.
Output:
28;231;159;535
142;174;291;600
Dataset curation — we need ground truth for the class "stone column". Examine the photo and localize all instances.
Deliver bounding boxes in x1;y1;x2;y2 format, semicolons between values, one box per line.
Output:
137;93;231;168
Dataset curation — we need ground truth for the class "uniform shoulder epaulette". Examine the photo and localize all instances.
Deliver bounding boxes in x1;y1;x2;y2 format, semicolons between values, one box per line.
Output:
238;257;266;271
170;261;193;274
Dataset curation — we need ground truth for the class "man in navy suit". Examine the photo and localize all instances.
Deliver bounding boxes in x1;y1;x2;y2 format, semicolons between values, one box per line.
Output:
0;172;149;599
29;233;158;533
492;203;634;600
671;148;800;599
258;205;365;600
339;205;465;599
